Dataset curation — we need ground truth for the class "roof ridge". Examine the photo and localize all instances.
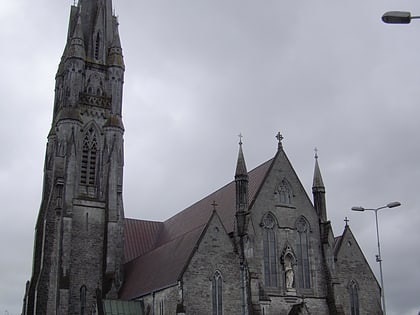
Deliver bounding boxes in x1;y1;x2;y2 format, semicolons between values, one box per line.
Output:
164;157;274;224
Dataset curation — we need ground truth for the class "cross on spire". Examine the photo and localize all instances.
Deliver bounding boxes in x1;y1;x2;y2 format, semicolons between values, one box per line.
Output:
276;132;283;150
314;147;319;159
238;133;243;145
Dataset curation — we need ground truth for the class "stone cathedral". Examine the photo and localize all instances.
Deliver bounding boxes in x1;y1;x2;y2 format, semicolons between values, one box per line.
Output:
22;1;382;315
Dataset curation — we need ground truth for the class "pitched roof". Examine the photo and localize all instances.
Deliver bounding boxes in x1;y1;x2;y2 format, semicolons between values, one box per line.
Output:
120;225;206;299
120;157;274;299
124;219;163;263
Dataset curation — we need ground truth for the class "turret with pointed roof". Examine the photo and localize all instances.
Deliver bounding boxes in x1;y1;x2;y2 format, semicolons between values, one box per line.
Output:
313;150;327;222
235;137;249;237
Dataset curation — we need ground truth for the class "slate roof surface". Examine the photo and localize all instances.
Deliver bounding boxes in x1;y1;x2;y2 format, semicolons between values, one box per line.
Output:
120;157;274;300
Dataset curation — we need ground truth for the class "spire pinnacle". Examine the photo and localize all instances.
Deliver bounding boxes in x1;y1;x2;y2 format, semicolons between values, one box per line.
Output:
235;135;248;178
312;148;324;189
312;149;327;221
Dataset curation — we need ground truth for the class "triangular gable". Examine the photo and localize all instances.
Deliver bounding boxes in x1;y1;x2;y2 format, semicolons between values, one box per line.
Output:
334;225;379;286
249;149;315;213
177;209;235;280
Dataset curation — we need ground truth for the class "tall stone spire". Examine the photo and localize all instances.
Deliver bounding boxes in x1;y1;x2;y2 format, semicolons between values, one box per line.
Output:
235;135;248;237
23;1;125;314
312;149;327;221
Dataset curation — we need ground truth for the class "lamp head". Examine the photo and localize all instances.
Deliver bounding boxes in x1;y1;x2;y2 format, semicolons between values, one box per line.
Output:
382;11;411;24
387;201;401;208
351;206;365;212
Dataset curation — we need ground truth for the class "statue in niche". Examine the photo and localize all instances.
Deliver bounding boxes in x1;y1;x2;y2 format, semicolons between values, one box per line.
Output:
284;255;294;290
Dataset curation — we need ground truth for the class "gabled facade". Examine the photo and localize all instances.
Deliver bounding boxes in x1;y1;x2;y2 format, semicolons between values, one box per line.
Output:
333;225;382;315
23;1;382;315
119;138;383;315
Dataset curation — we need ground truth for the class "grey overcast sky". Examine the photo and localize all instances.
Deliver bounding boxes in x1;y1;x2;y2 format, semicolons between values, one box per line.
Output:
1;0;419;314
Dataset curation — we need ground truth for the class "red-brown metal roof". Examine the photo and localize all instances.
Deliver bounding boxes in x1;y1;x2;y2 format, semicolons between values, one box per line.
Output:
120;225;206;300
124;219;163;263
120;158;274;299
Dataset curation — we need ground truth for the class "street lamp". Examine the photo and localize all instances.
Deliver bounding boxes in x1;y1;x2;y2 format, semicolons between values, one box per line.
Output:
351;201;401;315
382;11;420;24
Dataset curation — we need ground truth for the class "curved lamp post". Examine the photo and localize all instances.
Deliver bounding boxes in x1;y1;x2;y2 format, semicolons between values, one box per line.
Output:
351;201;401;315
382;11;420;24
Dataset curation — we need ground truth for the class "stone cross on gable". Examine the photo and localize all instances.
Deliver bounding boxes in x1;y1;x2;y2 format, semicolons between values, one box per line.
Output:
276;132;284;150
211;200;218;212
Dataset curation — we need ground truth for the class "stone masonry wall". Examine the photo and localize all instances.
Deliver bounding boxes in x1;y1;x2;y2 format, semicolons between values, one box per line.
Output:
182;213;243;315
334;228;382;315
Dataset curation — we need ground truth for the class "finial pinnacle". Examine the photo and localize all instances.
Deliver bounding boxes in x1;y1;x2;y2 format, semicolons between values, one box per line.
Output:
314;147;319;159
276;132;283;150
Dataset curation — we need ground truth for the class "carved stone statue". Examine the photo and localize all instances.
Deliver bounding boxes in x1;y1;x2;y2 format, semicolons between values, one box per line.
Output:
285;256;294;289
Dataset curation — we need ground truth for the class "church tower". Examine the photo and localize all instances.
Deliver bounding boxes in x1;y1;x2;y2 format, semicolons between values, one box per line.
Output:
23;1;125;314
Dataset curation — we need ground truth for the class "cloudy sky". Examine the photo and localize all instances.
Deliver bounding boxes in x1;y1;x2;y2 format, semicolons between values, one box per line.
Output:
1;0;420;314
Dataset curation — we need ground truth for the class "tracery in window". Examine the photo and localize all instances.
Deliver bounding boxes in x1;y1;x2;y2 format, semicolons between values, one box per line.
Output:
262;213;277;287
276;179;292;204
81;127;98;186
296;216;310;289
212;270;223;315
349;280;360;315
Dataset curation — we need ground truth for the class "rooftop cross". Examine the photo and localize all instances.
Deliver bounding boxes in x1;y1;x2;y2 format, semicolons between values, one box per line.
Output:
344;217;349;226
276;132;284;150
211;200;218;212
314;147;319;159
238;133;243;145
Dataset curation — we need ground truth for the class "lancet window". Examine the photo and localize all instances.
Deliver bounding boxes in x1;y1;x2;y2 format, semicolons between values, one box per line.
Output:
262;213;277;287
296;216;310;289
349;280;360;315
94;32;101;60
81;127;98;186
212;270;223;315
80;285;87;315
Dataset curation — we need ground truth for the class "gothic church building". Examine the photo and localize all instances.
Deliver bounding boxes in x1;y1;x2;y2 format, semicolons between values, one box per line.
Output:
22;1;382;314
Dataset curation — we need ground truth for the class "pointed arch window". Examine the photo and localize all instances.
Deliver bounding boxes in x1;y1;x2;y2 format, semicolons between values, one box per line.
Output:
212;270;223;315
262;213;277;287
80;285;87;315
81;127;98;186
296;217;310;289
349;280;360;315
